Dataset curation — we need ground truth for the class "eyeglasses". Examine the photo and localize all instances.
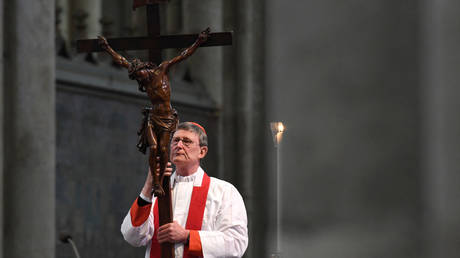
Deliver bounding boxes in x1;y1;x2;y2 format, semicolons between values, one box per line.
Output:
171;137;195;147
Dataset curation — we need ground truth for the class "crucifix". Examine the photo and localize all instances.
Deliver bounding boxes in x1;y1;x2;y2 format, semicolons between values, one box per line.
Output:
76;1;232;257
77;1;232;64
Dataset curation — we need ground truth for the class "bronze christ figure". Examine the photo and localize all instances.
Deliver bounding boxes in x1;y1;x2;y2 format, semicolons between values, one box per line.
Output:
98;28;210;197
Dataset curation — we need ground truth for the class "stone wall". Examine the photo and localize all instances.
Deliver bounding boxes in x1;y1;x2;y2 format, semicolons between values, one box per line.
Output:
0;0;4;256
420;1;460;257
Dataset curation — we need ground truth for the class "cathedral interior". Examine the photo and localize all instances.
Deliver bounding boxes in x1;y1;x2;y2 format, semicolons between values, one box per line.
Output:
2;0;460;257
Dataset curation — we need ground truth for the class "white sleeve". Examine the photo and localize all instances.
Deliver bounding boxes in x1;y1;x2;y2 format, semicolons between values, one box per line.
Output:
199;185;248;257
120;198;156;247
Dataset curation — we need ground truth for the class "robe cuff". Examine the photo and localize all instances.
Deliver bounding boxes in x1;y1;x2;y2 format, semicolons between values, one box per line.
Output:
130;197;151;227
139;192;152;203
187;230;203;256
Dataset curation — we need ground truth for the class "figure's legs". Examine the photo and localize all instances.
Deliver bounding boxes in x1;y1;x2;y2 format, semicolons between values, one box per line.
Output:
158;131;173;186
147;121;164;197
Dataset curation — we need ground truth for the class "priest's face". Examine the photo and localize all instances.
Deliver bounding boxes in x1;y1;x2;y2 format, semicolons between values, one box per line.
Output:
170;129;208;167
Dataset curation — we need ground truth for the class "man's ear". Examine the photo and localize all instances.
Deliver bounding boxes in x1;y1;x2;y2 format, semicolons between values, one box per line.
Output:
199;146;208;159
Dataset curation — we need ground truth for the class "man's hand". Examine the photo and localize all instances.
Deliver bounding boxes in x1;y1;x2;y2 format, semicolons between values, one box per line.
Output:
141;157;173;198
97;36;109;50
199;27;211;42
157;221;189;244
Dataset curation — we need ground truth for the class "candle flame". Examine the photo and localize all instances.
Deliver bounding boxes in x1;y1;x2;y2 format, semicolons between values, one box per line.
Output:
277;123;284;133
270;121;286;146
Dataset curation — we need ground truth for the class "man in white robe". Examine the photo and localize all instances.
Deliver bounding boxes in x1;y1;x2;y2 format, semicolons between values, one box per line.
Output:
121;122;248;258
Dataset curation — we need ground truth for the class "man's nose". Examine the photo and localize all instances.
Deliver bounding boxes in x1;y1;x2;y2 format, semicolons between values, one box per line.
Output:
176;139;185;148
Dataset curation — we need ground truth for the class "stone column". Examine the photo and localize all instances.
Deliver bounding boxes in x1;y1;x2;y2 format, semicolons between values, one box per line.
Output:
3;0;56;257
421;1;460;258
56;0;70;42
101;0;132;37
160;1;182;64
69;0;102;40
233;0;267;257
0;0;4;257
131;4;147;36
165;0;182;34
119;0;134;35
182;0;225;105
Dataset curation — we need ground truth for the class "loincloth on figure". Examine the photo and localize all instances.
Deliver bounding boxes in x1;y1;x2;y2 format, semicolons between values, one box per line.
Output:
137;107;178;154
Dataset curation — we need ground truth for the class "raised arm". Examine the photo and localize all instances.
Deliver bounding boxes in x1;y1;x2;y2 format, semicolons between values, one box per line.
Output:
162;28;210;71
98;36;131;69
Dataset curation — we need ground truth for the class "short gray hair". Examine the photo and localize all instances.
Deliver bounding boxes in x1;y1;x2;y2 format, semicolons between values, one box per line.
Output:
176;122;208;147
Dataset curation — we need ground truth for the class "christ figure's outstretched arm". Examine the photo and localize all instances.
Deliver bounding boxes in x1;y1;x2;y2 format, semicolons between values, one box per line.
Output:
98;36;131;69
162;28;210;72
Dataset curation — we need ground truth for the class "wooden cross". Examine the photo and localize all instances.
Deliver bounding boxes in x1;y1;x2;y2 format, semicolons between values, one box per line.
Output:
77;0;232;64
76;1;232;257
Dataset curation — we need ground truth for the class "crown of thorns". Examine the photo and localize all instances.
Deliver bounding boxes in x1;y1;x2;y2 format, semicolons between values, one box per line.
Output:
128;59;157;79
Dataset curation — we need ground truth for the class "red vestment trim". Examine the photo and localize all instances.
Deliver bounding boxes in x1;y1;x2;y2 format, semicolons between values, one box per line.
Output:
130;197;152;227
150;172;210;258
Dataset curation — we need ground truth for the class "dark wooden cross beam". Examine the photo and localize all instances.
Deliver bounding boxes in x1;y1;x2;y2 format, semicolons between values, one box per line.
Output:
76;1;232;65
76;1;232;258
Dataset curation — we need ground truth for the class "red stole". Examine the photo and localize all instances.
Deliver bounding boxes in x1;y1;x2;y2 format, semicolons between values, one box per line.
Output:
150;172;211;258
